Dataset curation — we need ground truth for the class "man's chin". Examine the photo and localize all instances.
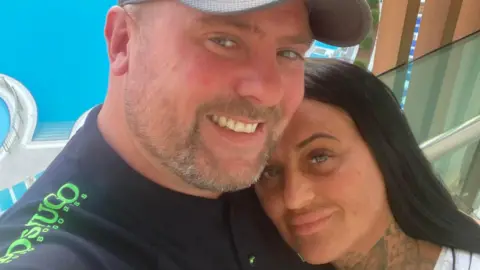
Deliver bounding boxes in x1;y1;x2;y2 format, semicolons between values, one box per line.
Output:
195;165;262;192
191;145;267;191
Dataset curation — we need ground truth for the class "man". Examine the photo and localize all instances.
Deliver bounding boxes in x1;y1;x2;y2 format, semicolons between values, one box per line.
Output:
0;0;371;269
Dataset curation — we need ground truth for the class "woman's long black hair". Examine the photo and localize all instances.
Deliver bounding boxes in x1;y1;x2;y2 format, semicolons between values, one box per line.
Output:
303;59;480;254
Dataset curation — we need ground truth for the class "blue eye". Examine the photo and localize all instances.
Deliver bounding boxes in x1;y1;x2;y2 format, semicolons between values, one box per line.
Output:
308;150;330;164
278;50;303;60
209;37;237;48
310;154;329;164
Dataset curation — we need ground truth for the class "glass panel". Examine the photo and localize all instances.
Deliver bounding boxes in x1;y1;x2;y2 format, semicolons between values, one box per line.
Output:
431;139;480;217
378;31;480;143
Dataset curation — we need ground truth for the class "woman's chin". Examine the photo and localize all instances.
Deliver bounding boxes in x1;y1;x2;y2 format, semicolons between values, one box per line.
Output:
301;254;332;265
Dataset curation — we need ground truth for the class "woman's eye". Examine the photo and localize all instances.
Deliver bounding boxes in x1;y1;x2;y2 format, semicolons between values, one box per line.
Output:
261;165;283;179
259;165;284;189
209;37;237;48
278;50;303;61
310;154;329;164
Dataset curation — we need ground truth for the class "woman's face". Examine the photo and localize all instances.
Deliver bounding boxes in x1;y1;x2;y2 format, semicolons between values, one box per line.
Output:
255;100;391;264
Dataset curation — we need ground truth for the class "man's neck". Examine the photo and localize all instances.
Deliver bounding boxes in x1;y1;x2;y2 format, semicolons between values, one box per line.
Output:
333;223;442;270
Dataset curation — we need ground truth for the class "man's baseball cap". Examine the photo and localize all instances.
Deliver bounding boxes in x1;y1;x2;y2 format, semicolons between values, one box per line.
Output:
118;0;372;47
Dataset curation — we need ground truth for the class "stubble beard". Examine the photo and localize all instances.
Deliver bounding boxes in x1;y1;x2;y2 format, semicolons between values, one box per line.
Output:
137;119;276;193
125;99;279;193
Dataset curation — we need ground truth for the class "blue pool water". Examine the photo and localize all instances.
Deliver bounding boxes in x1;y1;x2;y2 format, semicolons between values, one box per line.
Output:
0;98;9;145
0;0;116;124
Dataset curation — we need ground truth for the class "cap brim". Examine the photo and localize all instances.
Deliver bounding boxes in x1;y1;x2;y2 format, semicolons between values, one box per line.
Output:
180;0;372;47
180;0;284;13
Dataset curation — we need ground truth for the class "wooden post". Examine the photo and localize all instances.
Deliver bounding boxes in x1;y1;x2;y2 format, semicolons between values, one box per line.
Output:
372;0;420;74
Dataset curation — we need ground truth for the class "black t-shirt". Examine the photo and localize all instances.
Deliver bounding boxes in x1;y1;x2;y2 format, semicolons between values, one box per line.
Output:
0;106;331;270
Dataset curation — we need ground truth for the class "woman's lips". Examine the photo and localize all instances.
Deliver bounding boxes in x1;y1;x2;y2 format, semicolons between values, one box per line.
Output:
290;209;336;236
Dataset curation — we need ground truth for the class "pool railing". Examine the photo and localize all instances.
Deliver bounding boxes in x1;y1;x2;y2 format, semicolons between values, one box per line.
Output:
0;76;24;154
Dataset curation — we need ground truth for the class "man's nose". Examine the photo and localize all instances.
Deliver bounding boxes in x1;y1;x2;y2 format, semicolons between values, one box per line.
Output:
234;57;284;108
283;174;315;211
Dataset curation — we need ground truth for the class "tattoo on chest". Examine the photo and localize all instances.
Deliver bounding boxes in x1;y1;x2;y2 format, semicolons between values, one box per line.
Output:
336;223;438;270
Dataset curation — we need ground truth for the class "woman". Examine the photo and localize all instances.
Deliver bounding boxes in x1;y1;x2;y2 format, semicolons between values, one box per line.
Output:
255;59;480;269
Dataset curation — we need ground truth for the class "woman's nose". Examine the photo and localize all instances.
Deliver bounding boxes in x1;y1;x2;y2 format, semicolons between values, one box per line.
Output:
283;174;315;210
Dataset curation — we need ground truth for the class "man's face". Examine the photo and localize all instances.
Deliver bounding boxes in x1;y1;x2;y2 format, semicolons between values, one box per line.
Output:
110;0;311;192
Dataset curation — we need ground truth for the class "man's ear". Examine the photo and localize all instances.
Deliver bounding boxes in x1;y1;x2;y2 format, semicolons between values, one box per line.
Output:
105;6;130;76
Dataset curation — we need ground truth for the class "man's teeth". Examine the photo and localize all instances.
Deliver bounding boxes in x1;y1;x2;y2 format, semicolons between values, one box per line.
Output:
211;115;259;133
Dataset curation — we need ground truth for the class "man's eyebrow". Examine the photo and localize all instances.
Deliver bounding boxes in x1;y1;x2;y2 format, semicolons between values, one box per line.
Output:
197;16;265;36
197;16;312;46
296;132;339;149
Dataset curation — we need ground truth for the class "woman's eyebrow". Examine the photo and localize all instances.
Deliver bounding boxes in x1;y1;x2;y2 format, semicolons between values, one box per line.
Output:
296;132;338;149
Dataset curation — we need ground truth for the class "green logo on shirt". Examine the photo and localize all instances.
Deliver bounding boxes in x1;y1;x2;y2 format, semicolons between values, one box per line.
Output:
0;182;88;264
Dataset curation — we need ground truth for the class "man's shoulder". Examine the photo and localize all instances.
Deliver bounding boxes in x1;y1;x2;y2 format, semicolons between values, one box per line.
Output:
0;214;126;269
0;178;125;269
0;241;105;269
0;153;133;269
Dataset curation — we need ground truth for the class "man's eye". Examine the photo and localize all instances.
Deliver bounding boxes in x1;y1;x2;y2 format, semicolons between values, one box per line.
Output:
278;50;303;60
209;37;237;48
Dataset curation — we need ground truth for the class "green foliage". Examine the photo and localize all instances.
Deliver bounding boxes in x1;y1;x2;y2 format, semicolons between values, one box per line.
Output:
367;0;379;8
360;36;374;50
354;60;367;69
371;8;380;26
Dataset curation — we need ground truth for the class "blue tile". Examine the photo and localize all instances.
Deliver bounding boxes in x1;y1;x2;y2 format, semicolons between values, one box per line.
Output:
0;188;14;212
12;182;27;201
35;171;44;180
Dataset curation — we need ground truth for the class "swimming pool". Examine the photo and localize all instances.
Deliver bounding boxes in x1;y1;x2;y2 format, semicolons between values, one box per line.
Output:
0;98;9;146
0;1;116;137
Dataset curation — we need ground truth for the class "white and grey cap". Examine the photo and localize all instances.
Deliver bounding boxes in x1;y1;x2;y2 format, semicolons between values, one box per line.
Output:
118;0;372;47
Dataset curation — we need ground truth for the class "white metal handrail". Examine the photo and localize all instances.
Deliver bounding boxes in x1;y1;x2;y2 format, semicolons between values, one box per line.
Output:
0;76;23;153
421;115;480;161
